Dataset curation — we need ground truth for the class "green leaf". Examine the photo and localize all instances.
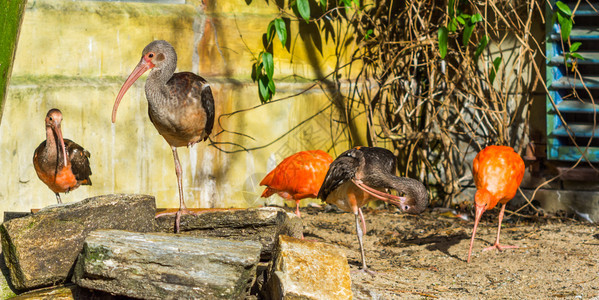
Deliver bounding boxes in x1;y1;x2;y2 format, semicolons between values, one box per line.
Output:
268;78;276;94
471;13;483;23
556;1;572;16
570;41;581;52
320;0;326;7
559;15;572;41
259;76;272;102
267;20;275;43
438;26;448;59
474;35;489;60
448;18;458;32
352;0;359;9
297;0;310;22
459;13;471;21
456;15;466;25
449;0;455;17
274;18;287;47
570;53;584;59
252;62;263;82
462;24;475;47
489;57;502;84
262;51;274;80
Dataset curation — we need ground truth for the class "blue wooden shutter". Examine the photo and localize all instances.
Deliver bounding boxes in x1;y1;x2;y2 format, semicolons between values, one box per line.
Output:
546;1;599;161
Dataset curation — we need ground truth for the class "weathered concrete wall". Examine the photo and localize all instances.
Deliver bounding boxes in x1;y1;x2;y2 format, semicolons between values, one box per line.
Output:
0;0;361;221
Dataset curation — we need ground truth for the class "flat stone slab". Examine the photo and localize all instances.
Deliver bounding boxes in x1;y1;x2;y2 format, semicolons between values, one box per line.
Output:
73;229;262;300
1;194;156;291
10;284;116;300
264;235;353;299
155;207;303;260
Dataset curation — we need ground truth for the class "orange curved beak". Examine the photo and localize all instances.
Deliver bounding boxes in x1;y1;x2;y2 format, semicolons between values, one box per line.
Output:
467;203;486;263
51;122;68;167
112;57;154;123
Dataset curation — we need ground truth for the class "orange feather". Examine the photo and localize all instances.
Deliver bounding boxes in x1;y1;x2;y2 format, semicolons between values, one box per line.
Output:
260;150;333;217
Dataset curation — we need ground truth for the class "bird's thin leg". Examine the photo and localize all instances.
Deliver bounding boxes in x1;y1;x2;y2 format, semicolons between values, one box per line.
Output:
173;147;185;233
172;147;186;211
358;207;367;234
295;200;301;218
483;203;518;252
353;209;376;276
355;211;368;270
155;147;197;233
55;193;62;204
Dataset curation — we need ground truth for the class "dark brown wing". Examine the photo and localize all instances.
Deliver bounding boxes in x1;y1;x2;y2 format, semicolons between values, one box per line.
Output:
167;72;215;141
317;148;362;200
200;84;215;140
65;139;92;185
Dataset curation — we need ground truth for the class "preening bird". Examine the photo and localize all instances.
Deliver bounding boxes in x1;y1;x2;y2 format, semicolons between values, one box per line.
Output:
467;145;525;263
260;150;333;217
112;40;215;233
33;109;92;203
318;146;428;271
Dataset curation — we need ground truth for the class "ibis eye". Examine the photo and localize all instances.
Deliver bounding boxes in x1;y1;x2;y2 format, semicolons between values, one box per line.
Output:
148;53;154;58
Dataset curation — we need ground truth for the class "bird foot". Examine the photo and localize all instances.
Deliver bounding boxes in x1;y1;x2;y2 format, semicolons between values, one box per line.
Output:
482;243;518;252
351;268;377;277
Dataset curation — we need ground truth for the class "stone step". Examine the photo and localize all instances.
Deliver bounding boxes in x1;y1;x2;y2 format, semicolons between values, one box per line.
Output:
73;229;263;300
155;206;303;260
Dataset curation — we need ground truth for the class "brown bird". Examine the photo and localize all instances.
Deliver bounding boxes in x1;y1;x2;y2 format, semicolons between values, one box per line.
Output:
33;109;92;203
318;146;428;271
112;40;215;233
260;150;333;217
467;145;525;263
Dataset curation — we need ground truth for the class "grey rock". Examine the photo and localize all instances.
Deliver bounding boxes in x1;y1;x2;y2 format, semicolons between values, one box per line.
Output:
155;207;303;260
0;194;156;291
73;229;262;300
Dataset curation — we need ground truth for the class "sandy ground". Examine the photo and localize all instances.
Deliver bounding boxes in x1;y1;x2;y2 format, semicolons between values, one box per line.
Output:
297;205;599;299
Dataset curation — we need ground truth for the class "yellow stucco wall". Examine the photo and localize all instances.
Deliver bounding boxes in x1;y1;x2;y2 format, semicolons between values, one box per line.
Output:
0;0;365;220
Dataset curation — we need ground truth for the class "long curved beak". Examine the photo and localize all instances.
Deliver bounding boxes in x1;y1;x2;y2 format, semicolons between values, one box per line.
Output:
52;123;68;167
112;58;153;123
467;204;486;263
351;178;406;204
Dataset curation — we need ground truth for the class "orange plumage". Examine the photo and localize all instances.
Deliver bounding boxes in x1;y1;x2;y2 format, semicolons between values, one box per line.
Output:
467;145;525;263
260;150;333;217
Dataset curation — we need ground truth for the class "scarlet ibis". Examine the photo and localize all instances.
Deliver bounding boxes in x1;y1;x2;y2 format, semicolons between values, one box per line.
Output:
467;145;525;263
318;146;428;271
112;40;215;233
33;109;92;203
260;150;333;217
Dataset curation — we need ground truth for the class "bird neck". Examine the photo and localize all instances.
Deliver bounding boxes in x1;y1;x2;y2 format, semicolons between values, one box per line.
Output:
474;189;498;210
44;127;63;166
145;68;173;107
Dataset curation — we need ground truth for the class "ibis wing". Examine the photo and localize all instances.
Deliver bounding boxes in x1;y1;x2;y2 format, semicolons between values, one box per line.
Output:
317;149;360;200
65;139;92;184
